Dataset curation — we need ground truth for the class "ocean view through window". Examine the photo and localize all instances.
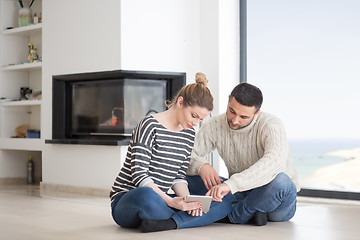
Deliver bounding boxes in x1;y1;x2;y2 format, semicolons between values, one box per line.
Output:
289;139;359;192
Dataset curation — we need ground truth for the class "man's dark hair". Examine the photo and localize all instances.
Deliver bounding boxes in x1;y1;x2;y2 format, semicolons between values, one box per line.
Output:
230;83;263;111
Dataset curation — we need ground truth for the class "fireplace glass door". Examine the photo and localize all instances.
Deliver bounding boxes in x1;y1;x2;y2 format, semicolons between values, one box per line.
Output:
71;78;167;137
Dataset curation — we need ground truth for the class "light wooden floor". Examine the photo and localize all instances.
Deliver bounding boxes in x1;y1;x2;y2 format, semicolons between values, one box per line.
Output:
0;184;359;240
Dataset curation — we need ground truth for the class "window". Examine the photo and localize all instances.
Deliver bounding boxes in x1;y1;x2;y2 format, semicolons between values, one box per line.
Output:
247;0;360;199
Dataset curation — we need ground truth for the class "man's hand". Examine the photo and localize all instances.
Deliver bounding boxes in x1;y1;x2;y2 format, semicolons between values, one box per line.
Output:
205;183;231;202
199;163;223;190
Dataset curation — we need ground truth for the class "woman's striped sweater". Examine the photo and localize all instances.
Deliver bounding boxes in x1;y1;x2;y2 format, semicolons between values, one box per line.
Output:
110;115;195;202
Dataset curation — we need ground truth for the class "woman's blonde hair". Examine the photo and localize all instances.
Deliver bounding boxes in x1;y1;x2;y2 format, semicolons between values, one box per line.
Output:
167;72;213;111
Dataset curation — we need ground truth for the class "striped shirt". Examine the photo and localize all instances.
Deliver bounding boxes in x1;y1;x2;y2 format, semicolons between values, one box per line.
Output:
110;115;196;202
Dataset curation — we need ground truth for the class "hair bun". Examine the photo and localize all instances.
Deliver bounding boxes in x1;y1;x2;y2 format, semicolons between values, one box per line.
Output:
195;72;209;86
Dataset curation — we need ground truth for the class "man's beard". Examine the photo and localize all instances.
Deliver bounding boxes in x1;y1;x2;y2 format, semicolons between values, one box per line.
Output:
227;119;242;130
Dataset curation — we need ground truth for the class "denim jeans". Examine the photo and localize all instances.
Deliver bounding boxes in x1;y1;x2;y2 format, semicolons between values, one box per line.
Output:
186;173;297;224
111;185;235;229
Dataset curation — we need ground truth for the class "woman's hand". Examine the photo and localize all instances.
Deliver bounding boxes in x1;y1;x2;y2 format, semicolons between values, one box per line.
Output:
167;196;202;211
187;208;204;216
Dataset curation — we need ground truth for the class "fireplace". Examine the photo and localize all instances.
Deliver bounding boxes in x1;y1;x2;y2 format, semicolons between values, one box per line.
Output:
45;70;185;145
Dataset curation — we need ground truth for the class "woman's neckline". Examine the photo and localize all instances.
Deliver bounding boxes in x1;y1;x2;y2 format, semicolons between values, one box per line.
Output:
150;114;188;133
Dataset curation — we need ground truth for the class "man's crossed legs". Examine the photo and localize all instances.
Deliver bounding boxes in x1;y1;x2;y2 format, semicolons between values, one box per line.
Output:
186;172;297;226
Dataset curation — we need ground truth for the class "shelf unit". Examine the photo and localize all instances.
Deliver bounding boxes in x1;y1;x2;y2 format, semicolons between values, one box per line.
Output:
0;0;43;152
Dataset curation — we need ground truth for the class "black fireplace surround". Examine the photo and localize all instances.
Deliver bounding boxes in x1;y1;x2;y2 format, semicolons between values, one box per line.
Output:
45;70;185;146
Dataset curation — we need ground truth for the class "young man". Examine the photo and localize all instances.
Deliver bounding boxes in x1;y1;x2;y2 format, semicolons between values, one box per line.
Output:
186;82;300;226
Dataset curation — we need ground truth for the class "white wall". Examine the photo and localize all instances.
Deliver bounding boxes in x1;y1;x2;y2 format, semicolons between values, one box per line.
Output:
42;0;123;190
218;0;240;113
217;0;240;177
41;0;239;191
119;0;240;114
120;0;201;75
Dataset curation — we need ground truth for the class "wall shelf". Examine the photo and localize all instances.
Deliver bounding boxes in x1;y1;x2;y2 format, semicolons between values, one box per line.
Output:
1;23;42;36
2;100;42;107
0;138;43;151
1;62;42;71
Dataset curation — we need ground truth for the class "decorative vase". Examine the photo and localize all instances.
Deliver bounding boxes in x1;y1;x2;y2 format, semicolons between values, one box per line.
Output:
19;7;32;27
28;48;39;63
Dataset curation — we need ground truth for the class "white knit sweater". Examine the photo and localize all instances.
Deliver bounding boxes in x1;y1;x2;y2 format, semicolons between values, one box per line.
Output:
187;112;300;193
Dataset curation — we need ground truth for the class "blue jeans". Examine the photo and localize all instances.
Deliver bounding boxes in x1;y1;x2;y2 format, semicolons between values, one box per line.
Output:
111;186;235;229
186;173;297;224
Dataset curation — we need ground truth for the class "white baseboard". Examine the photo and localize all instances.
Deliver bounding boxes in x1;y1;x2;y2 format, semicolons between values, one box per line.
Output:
40;182;109;197
0;177;26;185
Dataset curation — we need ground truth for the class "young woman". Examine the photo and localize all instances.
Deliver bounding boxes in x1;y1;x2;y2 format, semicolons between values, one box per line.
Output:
110;72;235;232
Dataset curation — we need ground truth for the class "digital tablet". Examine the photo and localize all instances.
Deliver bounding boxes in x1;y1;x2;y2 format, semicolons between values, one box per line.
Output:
185;195;213;212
